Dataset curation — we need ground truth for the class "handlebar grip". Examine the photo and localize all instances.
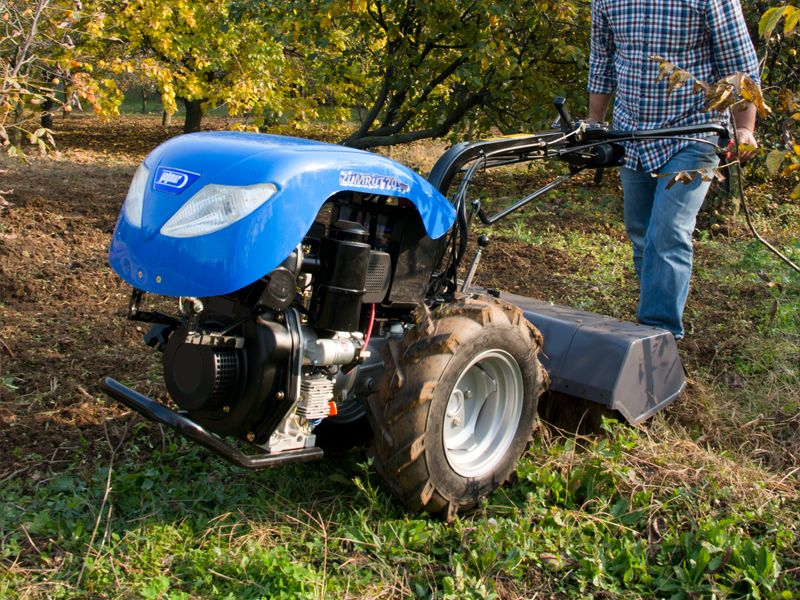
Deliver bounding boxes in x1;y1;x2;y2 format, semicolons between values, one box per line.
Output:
604;123;729;140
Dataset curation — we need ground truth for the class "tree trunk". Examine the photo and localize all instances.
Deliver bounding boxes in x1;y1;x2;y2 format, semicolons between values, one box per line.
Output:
140;87;147;114
162;110;172;128
182;98;204;133
41;97;54;129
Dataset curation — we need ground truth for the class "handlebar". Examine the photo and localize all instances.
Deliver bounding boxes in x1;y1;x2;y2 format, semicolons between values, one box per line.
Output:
428;98;736;294
428;100;730;198
603;123;729;141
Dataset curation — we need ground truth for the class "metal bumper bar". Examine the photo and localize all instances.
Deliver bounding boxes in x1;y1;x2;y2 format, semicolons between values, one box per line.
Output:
100;377;323;468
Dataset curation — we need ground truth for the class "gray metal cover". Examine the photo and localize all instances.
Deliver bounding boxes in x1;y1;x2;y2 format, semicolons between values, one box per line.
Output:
500;292;685;425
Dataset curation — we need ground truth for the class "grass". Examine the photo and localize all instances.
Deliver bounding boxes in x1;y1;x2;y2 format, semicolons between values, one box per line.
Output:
118;91;229;119
0;115;798;598
2;423;796;598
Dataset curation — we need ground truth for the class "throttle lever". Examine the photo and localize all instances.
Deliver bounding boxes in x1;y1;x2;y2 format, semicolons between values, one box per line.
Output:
718;122;736;159
553;97;575;134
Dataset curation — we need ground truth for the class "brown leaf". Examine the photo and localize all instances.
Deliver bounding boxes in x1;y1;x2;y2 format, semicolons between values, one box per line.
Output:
693;80;710;95
700;169;715;182
710;548;733;574
647;517;665;559
667;69;692;94
723;73;745;89
664;171;696;190
539;552;561;569
739;75;771;118
768;299;778;326
652;56;677;82
705;86;734;112
777;89;797;113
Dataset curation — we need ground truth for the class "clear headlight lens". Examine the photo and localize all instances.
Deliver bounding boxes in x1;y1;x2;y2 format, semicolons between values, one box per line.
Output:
160;182;278;238
123;163;149;227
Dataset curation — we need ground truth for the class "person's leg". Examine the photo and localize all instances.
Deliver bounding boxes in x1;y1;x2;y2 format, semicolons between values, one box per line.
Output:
637;142;720;338
620;166;658;280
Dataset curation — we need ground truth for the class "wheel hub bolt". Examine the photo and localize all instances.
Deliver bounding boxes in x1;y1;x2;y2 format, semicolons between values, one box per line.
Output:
446;391;464;417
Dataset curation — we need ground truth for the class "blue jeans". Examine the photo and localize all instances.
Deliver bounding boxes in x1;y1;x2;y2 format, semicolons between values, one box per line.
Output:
619;142;719;339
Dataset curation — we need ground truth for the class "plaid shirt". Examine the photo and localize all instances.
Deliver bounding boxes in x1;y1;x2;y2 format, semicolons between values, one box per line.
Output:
589;0;760;172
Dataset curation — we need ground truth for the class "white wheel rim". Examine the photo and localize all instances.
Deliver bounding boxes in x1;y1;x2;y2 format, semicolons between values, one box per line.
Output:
442;349;524;478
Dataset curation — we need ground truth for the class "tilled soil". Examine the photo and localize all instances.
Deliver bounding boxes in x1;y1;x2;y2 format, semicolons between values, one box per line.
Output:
0;115;180;474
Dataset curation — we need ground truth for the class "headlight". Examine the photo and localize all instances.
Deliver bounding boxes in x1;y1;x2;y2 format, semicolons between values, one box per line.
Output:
160;182;278;238
123;163;149;227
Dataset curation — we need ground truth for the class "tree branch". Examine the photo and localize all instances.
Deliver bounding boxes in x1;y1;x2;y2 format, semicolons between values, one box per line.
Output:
343;88;488;148
371;54;468;138
11;0;49;79
366;1;388;31
345;59;396;143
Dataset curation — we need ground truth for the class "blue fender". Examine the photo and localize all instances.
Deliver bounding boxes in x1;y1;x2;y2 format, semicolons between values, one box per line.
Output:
109;132;456;297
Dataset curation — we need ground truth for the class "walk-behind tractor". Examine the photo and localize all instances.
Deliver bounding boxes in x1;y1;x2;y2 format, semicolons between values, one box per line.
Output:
101;99;729;516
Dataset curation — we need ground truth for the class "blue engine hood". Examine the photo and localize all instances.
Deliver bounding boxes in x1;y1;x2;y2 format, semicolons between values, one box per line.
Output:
109;132;456;297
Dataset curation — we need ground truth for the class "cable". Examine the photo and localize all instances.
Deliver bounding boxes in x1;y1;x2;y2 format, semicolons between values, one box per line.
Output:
363;303;376;348
558;126;798;274
443;152;487;289
732;128;800;275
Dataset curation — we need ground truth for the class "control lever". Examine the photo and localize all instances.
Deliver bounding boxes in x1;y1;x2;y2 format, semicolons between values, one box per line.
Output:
461;235;490;292
594;169;605;186
553;97;575;134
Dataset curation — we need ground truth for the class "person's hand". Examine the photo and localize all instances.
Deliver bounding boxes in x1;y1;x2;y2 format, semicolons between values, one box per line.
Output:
736;127;758;162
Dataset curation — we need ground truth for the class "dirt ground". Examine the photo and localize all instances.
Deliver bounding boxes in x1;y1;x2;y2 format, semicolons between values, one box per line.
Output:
0;115;176;475
0;113;797;480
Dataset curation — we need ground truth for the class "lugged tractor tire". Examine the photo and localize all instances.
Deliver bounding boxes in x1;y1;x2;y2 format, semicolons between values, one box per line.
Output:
367;293;548;519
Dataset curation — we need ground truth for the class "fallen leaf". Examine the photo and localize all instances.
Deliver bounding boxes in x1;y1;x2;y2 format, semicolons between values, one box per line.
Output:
766;150;784;176
647;517;665;559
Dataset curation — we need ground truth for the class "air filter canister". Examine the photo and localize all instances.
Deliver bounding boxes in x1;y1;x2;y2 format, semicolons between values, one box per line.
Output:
317;221;370;332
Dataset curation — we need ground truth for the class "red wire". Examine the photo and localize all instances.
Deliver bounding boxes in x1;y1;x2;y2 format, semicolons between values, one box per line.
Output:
363;304;376;348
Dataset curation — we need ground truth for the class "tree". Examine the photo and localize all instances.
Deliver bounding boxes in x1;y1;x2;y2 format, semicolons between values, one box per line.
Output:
95;0;285;133
277;0;589;148
758;3;800;199
0;0;116;156
53;0;587;143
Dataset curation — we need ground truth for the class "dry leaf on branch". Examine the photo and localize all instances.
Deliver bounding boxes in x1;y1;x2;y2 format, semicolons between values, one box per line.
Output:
649;57;771;117
664;171;697;190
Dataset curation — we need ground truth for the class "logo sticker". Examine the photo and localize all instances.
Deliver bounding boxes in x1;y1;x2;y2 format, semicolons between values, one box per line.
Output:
153;166;200;194
339;171;410;194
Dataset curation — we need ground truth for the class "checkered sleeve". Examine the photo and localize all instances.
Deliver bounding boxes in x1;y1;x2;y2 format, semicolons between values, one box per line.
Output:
588;0;616;94
707;0;761;85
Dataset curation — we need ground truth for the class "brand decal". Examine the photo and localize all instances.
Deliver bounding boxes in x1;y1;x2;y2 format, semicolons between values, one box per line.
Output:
339;171;410;194
153;166;200;194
